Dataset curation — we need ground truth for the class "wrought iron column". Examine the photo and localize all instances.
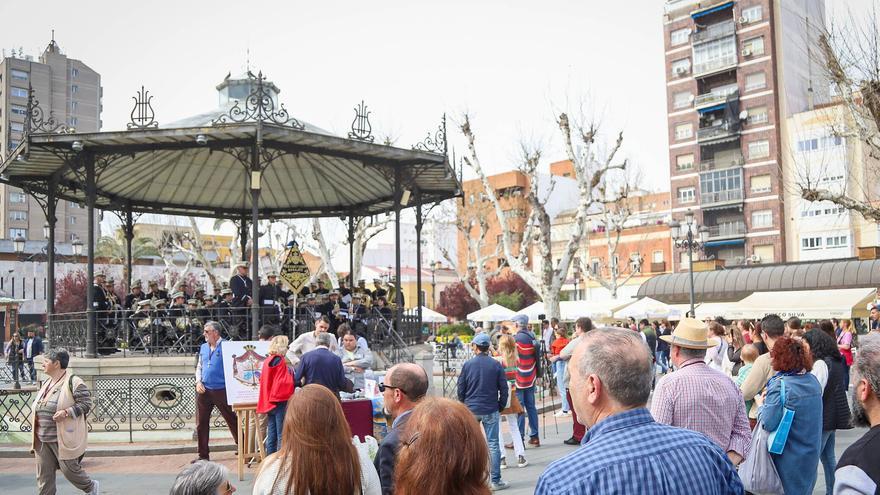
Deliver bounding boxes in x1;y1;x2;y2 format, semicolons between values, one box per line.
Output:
250;137;261;337
348;215;355;289
123;204;134;294
85;154;97;358
394;167;402;334
46;181;57;319
239;216;248;262
415;197;423;332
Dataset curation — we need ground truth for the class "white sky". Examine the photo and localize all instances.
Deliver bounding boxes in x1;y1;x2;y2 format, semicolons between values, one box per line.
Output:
1;0;872;252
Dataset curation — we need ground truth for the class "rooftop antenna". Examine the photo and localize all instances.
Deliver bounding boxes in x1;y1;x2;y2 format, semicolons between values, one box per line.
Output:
246;45;250;72
806;15;815;110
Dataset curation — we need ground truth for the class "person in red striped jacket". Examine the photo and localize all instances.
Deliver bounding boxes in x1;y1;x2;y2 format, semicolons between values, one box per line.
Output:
510;314;542;447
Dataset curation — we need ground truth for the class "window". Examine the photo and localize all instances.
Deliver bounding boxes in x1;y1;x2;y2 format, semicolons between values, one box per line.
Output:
693;37;737;74
801;236;822;250
677;186;696;203
743;37;765;56
652;250;664;263
68;117;78;127
10;87;28;98
797;135;843;152
10;105;27;116
671;28;690;46
8;211;26;222
8;228;26;239
671;58;691;76
10;122;23;132
748;140;770;159
700;168;742;200
753;244;774;262
590;257;600;275
673;91;692;109
826;235;849;248
629;253;641;272
69;216;77;225
71;67;79;78
747;106;768;125
71;85;78;94
674;123;693;140
10;69;28;81
750;174;771;193
9;192;26;203
676;154;695;171
741;5;763;23
751;209;772;228
70;101;78;112
745;72;766;92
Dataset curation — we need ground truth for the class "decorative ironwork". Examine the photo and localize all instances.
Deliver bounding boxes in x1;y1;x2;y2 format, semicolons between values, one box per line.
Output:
348;101;374;142
25;85;73;135
412;113;447;155
127;86;159;130
211;71;304;129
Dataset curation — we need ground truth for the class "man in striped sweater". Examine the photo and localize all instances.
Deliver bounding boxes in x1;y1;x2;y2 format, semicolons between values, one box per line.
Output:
511;313;541;447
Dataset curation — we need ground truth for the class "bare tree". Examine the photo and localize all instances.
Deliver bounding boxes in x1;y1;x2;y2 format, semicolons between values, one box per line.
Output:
346;215;391;283
439;198;501;308
580;201;641;299
461;112;628;319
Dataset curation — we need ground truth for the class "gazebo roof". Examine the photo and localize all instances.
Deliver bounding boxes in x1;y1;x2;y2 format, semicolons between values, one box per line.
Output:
0;72;459;220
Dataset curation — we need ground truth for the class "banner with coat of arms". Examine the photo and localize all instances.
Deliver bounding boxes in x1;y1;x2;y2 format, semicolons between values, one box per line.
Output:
222;340;270;405
279;240;311;294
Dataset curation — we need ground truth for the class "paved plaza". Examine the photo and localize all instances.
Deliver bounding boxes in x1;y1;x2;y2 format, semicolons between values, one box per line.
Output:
0;409;868;494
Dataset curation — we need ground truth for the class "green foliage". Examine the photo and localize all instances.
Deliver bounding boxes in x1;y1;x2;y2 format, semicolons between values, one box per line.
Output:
558;291;572;302
437;323;474;336
490;291;523;311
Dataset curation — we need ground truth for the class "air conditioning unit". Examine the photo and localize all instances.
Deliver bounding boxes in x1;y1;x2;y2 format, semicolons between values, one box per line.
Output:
734;256;745;265
675;66;689;75
750;254;762;263
738;16;750;25
741;48;753;57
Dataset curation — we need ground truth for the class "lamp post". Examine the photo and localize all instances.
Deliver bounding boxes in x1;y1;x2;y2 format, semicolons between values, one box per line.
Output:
431;260;441;309
669;209;709;317
13;235;26;255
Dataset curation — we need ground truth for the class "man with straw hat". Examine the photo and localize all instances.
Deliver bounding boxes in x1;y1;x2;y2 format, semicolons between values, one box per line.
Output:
650;318;751;467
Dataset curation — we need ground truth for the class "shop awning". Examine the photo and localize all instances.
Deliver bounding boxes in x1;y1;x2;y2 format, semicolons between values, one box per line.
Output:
408;306;448;323
613;297;689;320
726;287;877;320
467;303;516;322
692;1;734;19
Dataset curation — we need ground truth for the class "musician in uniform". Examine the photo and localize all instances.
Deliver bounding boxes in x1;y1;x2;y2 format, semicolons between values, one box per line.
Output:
372;279;387;301
348;293;367;321
130;299;153;350
174;282;190;301
387;275;404;308
211;285;223;304
357;279;371;299
373;296;393;320
193;286;206;305
229;262;252;337
314;279;329;295
146;281;168;301
259;271;283;326
298;283;311;298
216;288;240;339
125;279;147;310
152;298;174;347
320;290;347;335
339;280;352;305
167;291;187;318
198;297;216;324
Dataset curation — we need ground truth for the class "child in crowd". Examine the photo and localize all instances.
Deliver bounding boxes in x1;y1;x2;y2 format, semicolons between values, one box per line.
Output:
735;343;759;429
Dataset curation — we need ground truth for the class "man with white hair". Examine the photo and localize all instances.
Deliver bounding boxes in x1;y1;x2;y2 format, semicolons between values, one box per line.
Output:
295;331;352;397
834;334;880;494
535;328;743;494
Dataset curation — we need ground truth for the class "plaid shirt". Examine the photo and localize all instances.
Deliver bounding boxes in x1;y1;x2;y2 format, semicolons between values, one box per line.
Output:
651;358;751;459
536;408;743;495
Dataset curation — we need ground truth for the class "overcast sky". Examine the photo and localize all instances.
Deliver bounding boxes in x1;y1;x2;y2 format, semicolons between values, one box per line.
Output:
1;0;872;255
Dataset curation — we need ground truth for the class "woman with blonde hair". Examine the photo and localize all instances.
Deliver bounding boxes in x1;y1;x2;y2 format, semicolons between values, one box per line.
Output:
256;335;294;455
253;384;380;494
494;334;527;468
394;397;490;495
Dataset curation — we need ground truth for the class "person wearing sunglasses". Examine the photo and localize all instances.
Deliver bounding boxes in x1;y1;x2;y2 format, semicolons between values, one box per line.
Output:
169;459;235;495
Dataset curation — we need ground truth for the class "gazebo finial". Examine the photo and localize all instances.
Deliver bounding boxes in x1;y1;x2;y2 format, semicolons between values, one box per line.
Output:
211;71;304;129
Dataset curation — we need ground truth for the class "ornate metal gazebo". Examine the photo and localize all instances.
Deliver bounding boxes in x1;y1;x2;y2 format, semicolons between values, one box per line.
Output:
0;71;460;357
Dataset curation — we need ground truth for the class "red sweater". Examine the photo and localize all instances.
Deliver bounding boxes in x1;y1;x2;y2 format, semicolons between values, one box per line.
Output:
257;355;294;414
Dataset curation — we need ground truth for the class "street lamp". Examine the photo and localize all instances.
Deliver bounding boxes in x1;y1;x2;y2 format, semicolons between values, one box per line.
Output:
72;237;83;257
431;260;441;308
669;209;710;317
43;223;50;240
13;235;26;254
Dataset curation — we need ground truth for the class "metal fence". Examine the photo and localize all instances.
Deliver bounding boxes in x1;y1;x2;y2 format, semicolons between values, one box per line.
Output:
1;375;228;443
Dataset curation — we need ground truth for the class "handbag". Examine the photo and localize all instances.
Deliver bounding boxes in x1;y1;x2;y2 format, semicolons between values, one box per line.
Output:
501;384;523;415
767;378;795;455
740;423;785;494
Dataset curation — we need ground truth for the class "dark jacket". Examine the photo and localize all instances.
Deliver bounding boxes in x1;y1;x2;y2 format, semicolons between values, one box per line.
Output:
457;353;508;415
374;409;412;495
295;347;353;396
25;336;43;359
727;344;744;376
821;356;852;432
229;274;253;307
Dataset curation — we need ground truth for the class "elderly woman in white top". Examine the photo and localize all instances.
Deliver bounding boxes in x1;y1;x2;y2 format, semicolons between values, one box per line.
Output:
336;327;373;391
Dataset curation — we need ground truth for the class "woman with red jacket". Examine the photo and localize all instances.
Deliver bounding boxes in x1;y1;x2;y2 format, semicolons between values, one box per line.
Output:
258;335;295;455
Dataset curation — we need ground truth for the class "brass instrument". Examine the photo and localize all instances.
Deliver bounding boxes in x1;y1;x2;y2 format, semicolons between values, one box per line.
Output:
137;317;151;329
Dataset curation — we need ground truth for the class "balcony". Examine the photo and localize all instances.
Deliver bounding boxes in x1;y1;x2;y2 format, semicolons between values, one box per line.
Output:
699;154;744;171
701;189;743;206
649;261;667;273
694;88;738;109
707;220;746;239
693;54;738;77
697;121;739;142
692;20;736;44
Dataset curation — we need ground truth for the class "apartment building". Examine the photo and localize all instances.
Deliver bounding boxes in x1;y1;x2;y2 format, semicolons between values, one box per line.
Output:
0;39;101;244
663;0;826;268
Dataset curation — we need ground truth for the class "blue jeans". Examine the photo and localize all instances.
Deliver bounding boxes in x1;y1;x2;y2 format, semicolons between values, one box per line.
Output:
516;386;539;439
817;430;836;495
554;361;569;412
655;349;669;373
265;402;286;455
475;411;502;484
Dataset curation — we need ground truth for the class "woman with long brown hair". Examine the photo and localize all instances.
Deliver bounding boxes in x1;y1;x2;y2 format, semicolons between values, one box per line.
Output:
494;334;527;468
395;397;490;495
252;384;380;494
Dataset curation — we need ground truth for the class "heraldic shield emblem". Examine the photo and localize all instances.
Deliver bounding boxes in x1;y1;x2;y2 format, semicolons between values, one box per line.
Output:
232;345;266;388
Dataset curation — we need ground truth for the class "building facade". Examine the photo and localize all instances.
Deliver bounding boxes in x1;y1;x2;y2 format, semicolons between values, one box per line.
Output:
0;39;100;245
663;0;826;268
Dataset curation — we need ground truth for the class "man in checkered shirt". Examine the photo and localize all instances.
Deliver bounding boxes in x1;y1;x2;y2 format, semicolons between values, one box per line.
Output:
650;318;751;467
536;327;742;495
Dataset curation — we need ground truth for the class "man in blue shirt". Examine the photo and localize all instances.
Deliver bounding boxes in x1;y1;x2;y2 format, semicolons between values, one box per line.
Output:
194;321;239;462
536;327;743;495
458;332;509;491
295;332;353;397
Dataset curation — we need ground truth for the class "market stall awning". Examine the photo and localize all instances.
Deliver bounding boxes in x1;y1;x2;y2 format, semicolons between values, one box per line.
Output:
613;297;688;320
520;300;621;323
693;301;740;320
467;303;516;322
726;287;877;320
411;306;448;323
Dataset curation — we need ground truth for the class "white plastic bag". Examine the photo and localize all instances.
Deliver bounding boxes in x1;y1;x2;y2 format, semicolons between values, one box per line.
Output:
739;425;784;494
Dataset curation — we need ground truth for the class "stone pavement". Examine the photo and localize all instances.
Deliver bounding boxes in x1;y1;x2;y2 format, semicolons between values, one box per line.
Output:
0;411;868;494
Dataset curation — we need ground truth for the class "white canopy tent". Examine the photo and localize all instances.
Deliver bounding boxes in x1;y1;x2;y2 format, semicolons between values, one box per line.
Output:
693;302;739;320
520;300;622;323
726;287;877;320
418;306;448;323
467;303;516;322
612;297;689;320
